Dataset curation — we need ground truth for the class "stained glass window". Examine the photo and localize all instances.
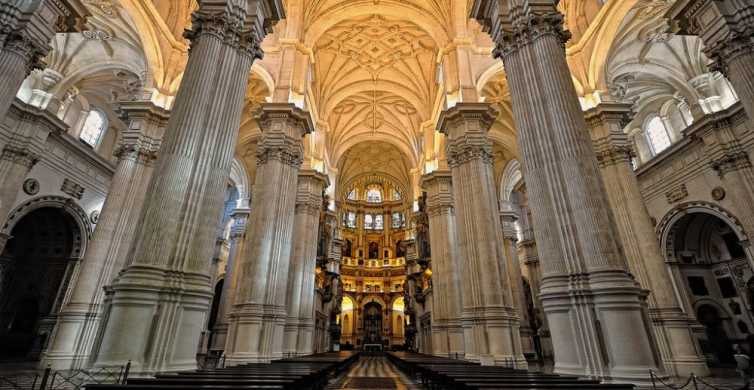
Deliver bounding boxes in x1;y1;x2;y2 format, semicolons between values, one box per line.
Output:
346;212;356;228
392;212;403;228
375;214;383;230
366;186;382;203
364;214;374;229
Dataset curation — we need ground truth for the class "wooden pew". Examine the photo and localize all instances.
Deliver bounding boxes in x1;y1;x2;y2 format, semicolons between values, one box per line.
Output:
387;352;635;390
85;352;359;390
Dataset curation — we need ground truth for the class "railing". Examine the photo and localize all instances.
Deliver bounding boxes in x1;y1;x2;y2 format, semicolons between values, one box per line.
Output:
0;362;130;390
649;369;741;390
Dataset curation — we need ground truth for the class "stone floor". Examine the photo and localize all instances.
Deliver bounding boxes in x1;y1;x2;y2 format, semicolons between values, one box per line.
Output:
327;355;420;390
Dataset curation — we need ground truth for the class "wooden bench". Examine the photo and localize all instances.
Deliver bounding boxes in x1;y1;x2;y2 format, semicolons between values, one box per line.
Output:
387;352;635;390
85;352;359;390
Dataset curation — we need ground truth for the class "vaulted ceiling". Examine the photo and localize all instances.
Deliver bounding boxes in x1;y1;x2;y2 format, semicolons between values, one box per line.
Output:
312;13;439;166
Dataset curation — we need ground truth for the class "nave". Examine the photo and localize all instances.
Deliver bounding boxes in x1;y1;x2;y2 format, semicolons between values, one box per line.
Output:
327;355;418;390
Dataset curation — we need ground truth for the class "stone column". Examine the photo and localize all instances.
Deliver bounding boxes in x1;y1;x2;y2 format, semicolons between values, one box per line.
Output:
92;3;281;375
283;170;328;357
586;102;709;377
668;1;754;124
0;101;65;242
225;103;313;364
421;170;464;358
499;204;535;359
471;1;663;383
437;104;525;367
44;101;167;370
0;0;87;120
585;101;709;377
210;208;249;353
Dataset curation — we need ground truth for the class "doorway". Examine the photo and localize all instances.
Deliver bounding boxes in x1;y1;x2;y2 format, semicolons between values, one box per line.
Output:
0;207;82;360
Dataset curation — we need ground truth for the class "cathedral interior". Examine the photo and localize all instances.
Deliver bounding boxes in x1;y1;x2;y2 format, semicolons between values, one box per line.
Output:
2;0;754;388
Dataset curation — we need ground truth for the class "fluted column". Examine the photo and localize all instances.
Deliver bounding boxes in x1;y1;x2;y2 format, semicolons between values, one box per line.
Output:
586;102;709;377
283;170;327;356
669;1;754;124
0;0;87;120
226;103;313;364
44;101;166;370
210;208;249;353
471;1;663;383
421;170;464;358
92;3;280;375
437;104;525;367
499;204;535;359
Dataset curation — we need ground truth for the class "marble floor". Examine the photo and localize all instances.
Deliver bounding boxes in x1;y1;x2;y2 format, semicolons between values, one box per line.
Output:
328;355;420;390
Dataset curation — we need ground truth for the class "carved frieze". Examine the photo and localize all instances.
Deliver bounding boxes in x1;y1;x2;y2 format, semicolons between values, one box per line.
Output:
61;178;85;199
665;184;689;204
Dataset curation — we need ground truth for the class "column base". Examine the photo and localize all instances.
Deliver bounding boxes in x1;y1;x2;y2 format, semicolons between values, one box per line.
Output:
41;304;102;370
225;302;287;365
296;322;314;356
91;265;213;377
210;323;229;353
283;318;299;356
542;271;667;386
649;308;709;378
462;307;528;368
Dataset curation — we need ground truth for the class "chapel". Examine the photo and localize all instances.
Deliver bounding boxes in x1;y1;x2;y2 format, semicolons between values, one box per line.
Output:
0;0;753;388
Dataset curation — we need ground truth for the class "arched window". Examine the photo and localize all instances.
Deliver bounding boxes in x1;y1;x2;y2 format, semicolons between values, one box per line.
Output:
366;185;382;203
392;189;401;201
392;212;403;229
645;115;672;155
347;189;357;200
79;108;107;147
364;214;374;229
374;214;384;230
346;212;357;228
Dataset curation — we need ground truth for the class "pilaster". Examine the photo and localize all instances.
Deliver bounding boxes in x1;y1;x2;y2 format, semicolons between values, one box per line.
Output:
437;103;525;367
226;103;313;364
471;1;664;383
586;101;708;378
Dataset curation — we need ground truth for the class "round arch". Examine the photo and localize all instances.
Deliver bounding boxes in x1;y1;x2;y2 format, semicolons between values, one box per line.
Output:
657;201;749;253
2;196;92;260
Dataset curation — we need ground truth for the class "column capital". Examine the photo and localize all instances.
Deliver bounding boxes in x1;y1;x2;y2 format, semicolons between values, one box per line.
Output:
295;169;328;216
1;145;39;169
585;102;636;168
256;103;313;168
436;103;497;168
0;0;89;72
116;100;169;163
230;208;250;239
470;1;569;59
185;0;285;60
668;0;754;75
421;170;454;216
